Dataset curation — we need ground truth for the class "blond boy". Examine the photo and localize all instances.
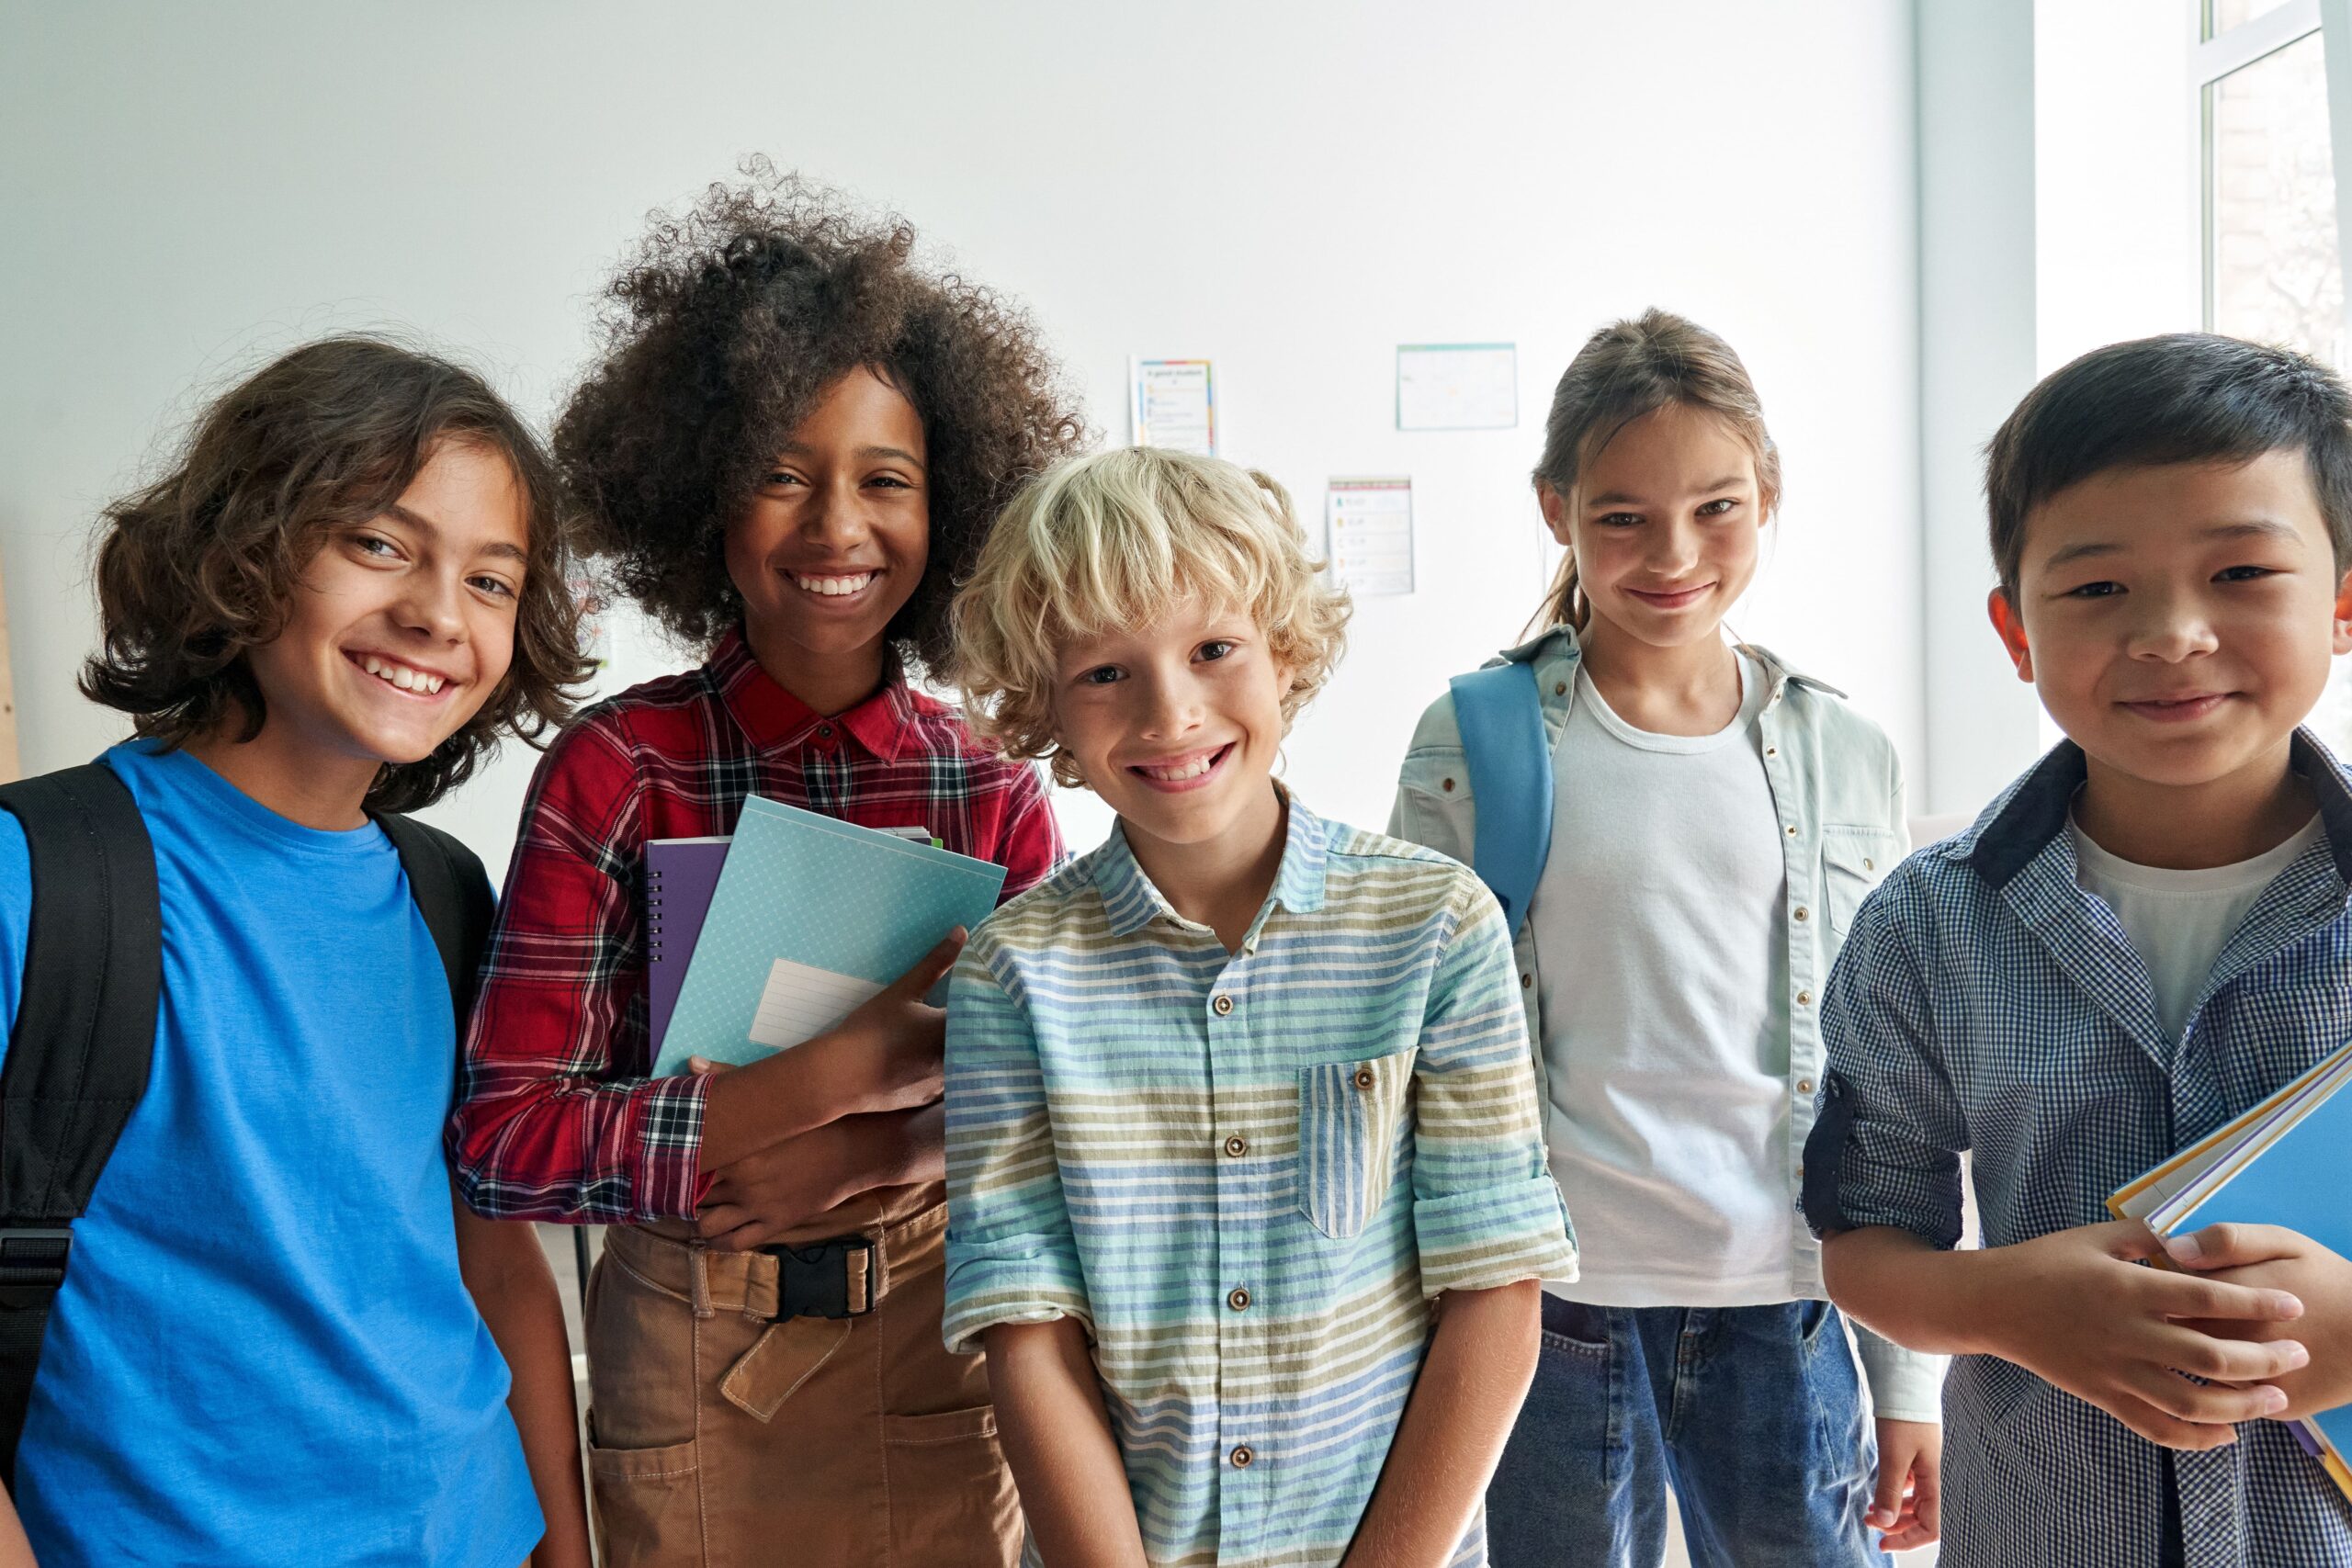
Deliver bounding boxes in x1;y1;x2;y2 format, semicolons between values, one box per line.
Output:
941;448;1577;1567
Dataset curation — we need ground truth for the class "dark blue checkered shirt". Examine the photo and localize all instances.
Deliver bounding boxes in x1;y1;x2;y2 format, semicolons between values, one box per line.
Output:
1805;731;2352;1568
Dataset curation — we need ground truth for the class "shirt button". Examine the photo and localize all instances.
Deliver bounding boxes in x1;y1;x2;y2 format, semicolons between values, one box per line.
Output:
1555;682;1567;695
1224;1134;1248;1158
817;723;834;739
1785;825;1798;837
1521;972;1533;989
1352;1066;1375;1090
1798;1077;1815;1095
1863;857;1875;871
1793;907;1809;922
1442;777;1456;793
1766;746;1778;758
1228;1287;1250;1312
1230;1445;1254;1468
1796;989;1812;1007
1213;993;1234;1017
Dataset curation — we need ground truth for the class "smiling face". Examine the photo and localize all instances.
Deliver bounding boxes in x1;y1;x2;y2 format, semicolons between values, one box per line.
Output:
1543;401;1765;652
1990;449;2352;795
725;367;929;710
232;437;528;804
1051;597;1295;867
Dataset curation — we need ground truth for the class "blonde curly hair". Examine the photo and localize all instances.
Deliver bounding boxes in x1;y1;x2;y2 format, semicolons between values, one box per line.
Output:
950;446;1351;789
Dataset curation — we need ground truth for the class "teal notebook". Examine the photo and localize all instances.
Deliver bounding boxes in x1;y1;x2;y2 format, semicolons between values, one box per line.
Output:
650;795;1007;1076
2109;1041;2352;1498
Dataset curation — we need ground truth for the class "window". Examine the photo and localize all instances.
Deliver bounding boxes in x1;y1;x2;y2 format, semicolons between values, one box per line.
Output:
2201;0;2352;751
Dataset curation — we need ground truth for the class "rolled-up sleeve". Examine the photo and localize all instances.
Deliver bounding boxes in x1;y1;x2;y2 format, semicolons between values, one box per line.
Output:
941;937;1091;1353
1410;879;1578;1296
1803;885;1968;1251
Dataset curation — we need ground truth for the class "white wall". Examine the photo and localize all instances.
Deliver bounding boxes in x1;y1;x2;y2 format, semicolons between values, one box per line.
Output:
1917;0;2045;816
0;0;1923;876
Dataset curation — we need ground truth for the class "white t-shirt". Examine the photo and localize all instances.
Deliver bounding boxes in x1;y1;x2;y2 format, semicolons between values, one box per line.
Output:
1530;651;1796;1306
2070;808;2324;1043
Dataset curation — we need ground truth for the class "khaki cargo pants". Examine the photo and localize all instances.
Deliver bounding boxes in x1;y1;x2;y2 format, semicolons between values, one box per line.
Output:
583;1200;1023;1568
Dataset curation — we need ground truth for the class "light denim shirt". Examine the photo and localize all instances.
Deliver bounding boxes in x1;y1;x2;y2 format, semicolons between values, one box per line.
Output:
1388;623;1944;1425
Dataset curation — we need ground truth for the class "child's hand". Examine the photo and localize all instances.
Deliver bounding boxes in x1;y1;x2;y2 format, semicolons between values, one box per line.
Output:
2166;1224;2352;1421
1971;1219;2308;1449
1868;1417;1940;1551
695;1101;944;1250
833;929;964;1112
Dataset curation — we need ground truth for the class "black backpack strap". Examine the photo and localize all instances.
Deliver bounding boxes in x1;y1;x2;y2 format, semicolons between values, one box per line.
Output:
0;764;161;1492
372;812;495;1026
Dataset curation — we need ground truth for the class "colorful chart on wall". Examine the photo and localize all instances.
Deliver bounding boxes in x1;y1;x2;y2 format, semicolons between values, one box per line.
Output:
1396;343;1517;431
1129;357;1216;456
1326;478;1415;597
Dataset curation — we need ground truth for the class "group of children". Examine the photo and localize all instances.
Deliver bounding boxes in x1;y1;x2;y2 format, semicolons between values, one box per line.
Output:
0;167;2346;1568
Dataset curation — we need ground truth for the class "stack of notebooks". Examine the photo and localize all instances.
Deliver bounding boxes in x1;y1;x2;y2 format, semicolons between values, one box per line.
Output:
2108;1039;2352;1500
644;795;1007;1077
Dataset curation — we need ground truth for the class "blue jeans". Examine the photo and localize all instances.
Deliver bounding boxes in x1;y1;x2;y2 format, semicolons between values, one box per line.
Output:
1486;1296;1889;1568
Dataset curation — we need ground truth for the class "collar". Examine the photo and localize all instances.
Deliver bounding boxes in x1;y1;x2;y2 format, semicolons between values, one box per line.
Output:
1092;789;1331;940
708;626;919;761
1489;621;1843;699
1951;728;2352;888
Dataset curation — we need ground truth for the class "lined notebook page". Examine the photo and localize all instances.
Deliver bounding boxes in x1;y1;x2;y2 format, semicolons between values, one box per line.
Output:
748;958;888;1051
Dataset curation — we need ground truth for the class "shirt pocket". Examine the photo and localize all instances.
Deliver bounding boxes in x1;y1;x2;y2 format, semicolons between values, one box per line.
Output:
1296;1046;1418;1240
1820;826;1902;939
1392;747;1475;863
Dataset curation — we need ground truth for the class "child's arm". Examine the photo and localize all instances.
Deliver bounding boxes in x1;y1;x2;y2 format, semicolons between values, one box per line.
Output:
1344;1281;1540;1568
1368;880;1573;1559
450;1190;593;1568
1809;895;2310;1450
984;1319;1147;1567
1824;1222;2309;1447
2166;1222;2352;1420
451;724;956;1227
0;1482;37;1568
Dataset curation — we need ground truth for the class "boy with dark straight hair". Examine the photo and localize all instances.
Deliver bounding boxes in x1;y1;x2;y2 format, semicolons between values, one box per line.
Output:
1809;332;2352;1566
3;336;595;1566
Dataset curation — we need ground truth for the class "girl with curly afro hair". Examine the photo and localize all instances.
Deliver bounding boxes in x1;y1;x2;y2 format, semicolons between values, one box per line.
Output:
449;166;1084;1568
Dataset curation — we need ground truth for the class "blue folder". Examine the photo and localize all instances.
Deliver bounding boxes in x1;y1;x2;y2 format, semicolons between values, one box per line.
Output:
2174;1069;2352;1475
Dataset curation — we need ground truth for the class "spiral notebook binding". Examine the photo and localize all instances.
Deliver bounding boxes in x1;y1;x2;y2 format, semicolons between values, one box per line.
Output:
647;865;663;961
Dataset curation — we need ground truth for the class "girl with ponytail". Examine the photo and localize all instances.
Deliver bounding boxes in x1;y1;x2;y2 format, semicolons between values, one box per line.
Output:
1390;310;1943;1565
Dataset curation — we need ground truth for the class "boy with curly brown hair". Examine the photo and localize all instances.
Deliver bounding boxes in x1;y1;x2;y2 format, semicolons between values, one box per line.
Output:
449;168;1084;1566
2;335;596;1566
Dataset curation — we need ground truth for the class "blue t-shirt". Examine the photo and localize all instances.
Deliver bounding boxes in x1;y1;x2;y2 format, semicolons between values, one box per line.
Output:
0;743;540;1566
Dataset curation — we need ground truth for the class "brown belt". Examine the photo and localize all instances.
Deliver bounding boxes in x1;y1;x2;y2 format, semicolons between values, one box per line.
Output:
612;1201;945;1321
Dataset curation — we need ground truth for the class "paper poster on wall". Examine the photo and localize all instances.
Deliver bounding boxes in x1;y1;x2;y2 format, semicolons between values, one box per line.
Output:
1396;343;1517;431
1129;357;1216;455
1326;478;1415;597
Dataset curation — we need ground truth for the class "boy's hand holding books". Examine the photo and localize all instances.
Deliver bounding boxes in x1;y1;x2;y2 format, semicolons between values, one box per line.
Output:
2166;1222;2352;1424
1966;1218;2309;1448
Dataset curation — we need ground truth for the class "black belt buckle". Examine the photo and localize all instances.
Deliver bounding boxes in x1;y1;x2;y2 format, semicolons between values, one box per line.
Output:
757;1235;875;1320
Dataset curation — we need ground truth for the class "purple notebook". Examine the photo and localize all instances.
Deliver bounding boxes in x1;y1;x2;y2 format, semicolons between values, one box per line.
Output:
645;837;730;1055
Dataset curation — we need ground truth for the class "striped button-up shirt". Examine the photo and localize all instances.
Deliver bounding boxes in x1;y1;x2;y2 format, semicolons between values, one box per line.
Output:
1805;732;2352;1567
944;797;1577;1568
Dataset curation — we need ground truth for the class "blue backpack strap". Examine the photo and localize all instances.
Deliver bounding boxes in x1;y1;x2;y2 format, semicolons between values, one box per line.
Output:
1447;661;1554;938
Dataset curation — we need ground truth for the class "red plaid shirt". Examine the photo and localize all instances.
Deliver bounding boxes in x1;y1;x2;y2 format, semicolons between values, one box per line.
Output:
450;627;1061;1222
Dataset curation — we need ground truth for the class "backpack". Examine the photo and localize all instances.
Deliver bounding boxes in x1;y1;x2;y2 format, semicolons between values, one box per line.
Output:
0;761;492;1493
1447;660;1555;940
